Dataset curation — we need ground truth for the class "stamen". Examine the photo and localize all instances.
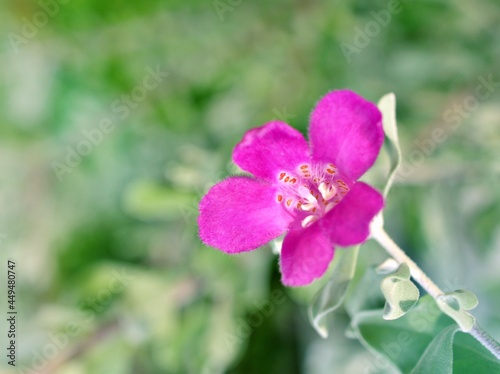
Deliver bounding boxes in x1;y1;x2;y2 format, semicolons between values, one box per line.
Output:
301;215;319;228
318;182;337;201
325;202;335;213
275;163;349;224
297;186;318;211
298;186;316;201
301;202;316;211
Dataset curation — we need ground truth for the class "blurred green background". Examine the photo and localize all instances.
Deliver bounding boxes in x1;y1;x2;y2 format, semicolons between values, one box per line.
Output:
1;0;500;373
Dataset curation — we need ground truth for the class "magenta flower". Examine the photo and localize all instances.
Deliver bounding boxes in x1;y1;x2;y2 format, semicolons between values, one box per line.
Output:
198;90;385;286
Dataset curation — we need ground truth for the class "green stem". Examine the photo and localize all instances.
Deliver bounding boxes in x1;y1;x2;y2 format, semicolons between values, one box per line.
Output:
371;226;500;360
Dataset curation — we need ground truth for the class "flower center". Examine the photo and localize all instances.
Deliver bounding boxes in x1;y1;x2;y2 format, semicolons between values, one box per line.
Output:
276;163;351;228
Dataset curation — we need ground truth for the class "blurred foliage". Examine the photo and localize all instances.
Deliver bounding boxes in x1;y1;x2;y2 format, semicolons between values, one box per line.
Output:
1;0;500;373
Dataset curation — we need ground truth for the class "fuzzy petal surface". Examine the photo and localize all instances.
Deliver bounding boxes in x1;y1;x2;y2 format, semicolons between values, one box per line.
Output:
233;121;310;182
309;90;384;181
198;177;292;253
321;182;384;246
280;224;334;287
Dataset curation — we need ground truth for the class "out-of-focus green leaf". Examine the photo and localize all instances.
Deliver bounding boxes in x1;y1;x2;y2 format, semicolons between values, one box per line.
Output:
350;295;454;374
123;180;195;220
308;247;360;338
350;295;500;373
407;323;500;374
345;266;385;317
452;331;500;373
410;325;458;374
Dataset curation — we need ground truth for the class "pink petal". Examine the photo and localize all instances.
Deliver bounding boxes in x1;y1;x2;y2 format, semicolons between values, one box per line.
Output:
321;182;384;246
280;224;334;287
198;177;292;253
233;121;310;182
309;90;384;181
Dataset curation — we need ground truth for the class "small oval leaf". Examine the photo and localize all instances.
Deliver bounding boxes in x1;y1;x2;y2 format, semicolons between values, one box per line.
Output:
437;290;478;332
392;262;412;280
453;289;479;310
381;263;420;320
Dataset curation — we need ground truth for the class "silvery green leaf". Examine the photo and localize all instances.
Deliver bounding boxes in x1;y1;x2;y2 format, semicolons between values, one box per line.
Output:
350;296;500;373
308;246;359;338
452;289;479;310
410;325;459;374
436;290;479;332
350;296;451;374
380;263;420;320
390;262;412;280
377;93;401;199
